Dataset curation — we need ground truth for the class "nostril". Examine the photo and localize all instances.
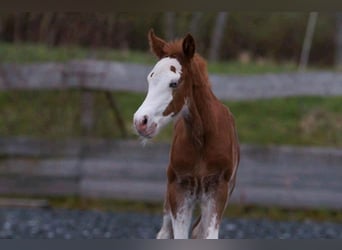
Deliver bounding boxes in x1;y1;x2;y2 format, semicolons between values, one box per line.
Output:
142;115;148;125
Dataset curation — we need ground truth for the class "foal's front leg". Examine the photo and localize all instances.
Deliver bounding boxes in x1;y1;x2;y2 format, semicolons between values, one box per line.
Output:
191;175;229;239
156;199;173;239
168;179;196;239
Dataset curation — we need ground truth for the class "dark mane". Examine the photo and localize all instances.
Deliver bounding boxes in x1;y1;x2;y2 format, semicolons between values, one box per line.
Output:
163;38;210;89
163;38;183;56
159;37;215;149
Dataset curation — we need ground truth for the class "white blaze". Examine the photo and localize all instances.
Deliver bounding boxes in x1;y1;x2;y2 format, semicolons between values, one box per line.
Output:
134;57;182;138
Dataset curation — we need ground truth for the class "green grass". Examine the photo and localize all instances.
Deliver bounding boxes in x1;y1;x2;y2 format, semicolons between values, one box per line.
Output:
207;60;298;75
0;91;341;147
15;196;341;223
0;42;300;75
0;42;156;65
2;193;341;222
225;97;342;147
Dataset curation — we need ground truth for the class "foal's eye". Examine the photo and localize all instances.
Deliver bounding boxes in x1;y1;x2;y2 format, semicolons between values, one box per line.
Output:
169;81;178;88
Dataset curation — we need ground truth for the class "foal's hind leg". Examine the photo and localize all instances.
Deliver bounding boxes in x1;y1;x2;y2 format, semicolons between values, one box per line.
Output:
191;175;229;239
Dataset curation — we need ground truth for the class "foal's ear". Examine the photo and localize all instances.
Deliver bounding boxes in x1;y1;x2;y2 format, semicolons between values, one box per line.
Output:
148;29;166;59
182;34;195;60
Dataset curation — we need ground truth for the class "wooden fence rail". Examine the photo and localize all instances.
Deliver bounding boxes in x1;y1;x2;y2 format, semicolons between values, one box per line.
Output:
1;59;342;99
0;137;341;209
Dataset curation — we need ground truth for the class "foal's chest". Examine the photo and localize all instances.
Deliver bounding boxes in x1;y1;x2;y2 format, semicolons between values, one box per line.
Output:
169;144;231;179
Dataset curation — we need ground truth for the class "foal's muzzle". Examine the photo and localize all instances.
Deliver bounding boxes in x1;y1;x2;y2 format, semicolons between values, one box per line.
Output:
134;115;157;138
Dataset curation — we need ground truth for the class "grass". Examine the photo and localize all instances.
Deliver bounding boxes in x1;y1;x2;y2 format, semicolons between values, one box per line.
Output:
0;42;156;65
207;60;298;75
0;91;341;147
2;194;341;223
12;195;340;223
0;42;301;75
225;97;342;147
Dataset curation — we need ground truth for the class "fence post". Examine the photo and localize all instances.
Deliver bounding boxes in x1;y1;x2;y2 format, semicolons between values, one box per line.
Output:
299;12;318;72
208;12;229;62
80;90;94;136
105;92;128;138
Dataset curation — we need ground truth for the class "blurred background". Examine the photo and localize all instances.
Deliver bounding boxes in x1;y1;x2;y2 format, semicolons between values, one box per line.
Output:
0;12;341;237
0;12;340;66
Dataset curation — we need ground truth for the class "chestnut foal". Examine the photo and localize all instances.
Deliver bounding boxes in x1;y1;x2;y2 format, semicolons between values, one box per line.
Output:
133;30;240;239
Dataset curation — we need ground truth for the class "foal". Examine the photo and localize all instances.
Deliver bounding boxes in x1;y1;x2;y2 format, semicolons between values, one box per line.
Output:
133;30;240;239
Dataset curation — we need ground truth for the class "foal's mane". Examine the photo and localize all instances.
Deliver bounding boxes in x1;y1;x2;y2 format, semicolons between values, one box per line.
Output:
163;38;214;149
163;38;211;89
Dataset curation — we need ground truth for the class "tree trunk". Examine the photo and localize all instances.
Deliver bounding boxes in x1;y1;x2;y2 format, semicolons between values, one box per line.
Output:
189;12;202;37
208;12;229;62
164;12;175;40
38;12;53;43
299;12;318;71
80;91;94;136
0;16;2;40
335;12;342;69
13;13;22;43
105;14;115;47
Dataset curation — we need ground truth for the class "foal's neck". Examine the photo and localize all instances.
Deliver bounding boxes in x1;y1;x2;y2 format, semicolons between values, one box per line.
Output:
182;59;216;149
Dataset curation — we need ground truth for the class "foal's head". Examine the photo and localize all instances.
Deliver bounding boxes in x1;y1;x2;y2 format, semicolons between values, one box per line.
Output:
133;29;196;139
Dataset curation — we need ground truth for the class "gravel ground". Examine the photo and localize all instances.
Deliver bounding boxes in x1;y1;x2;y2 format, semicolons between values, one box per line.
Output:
0;208;341;239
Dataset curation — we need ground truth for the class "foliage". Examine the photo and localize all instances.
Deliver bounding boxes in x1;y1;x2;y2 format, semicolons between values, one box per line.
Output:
0;12;338;66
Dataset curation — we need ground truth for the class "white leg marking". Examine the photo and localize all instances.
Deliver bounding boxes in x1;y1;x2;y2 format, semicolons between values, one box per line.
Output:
156;214;173;239
200;195;220;239
171;200;194;239
205;214;219;239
